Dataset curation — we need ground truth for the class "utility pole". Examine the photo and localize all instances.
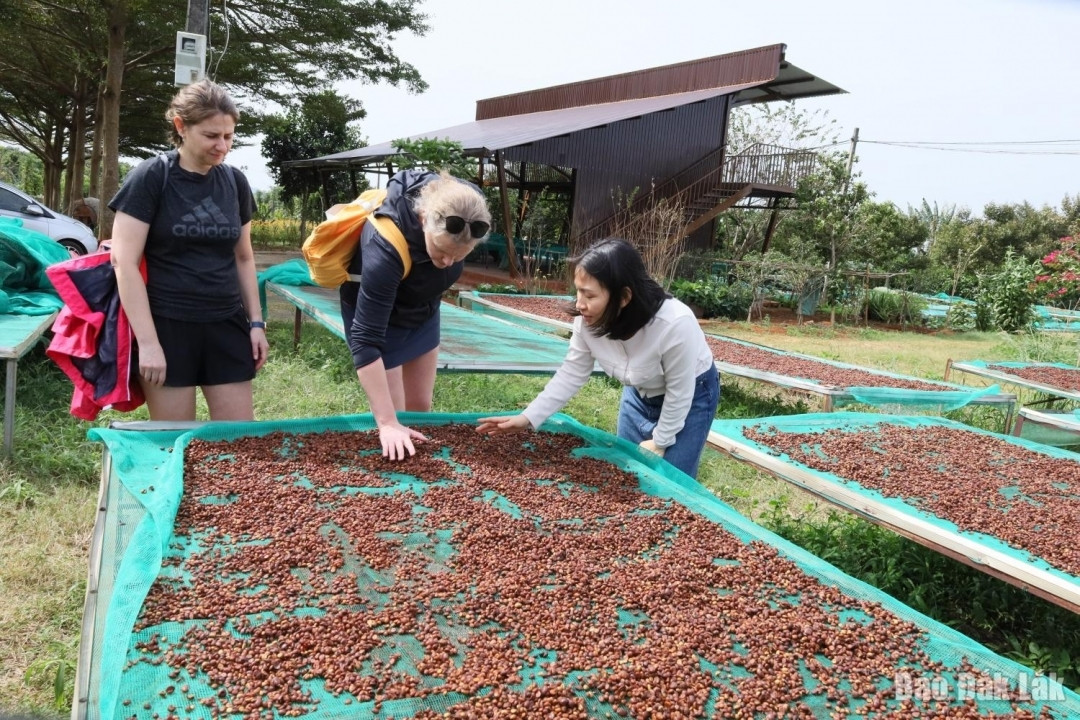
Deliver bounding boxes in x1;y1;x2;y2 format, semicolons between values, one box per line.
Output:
844;127;860;190
186;0;209;35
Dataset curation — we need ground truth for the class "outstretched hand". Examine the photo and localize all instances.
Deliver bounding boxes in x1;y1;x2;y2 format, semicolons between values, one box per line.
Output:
476;414;532;435
379;422;428;460
639;439;665;458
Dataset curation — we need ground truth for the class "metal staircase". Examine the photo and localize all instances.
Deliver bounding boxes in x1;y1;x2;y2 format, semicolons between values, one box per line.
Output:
577;143;820;247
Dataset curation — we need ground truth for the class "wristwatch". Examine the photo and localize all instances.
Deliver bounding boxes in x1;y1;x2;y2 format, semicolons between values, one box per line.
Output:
249;321;266;329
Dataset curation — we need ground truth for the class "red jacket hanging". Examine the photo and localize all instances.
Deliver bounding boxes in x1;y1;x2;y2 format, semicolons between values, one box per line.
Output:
46;251;145;420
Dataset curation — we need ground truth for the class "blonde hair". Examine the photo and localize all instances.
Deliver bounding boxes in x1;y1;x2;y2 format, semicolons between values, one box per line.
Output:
414;171;492;245
165;79;240;147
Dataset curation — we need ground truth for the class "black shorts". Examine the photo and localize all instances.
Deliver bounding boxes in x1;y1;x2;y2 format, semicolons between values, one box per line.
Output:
152;308;256;387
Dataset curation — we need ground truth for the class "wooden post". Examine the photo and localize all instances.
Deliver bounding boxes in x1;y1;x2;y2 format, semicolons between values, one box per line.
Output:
864;268;870;326
761;205;781;253
844;127;859;191
495;150;520;278
186;0;209;34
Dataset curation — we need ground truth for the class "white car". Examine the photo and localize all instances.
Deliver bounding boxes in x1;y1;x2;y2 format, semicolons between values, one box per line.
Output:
0;180;99;255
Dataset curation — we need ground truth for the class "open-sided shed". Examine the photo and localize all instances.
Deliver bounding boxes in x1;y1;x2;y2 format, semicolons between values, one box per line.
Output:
287;43;843;258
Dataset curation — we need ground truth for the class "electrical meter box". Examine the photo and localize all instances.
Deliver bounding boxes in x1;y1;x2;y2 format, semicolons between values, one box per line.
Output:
174;32;206;86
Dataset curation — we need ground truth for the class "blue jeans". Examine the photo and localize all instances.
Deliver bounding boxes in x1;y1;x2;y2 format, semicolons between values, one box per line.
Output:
616;368;721;478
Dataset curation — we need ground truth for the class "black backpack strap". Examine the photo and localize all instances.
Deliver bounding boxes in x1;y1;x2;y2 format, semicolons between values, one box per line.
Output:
158;153;171;195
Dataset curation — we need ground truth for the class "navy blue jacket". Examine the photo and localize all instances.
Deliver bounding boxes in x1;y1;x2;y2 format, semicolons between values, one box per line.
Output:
339;170;481;369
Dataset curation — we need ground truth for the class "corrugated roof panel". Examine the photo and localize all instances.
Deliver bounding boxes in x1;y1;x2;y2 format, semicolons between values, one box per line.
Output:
289;81;766;169
475;45;784;119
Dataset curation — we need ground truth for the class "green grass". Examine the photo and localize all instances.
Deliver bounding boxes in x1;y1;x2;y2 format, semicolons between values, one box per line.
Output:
3;315;1080;713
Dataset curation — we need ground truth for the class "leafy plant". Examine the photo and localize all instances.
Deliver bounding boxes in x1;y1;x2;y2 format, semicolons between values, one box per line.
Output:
24;639;76;711
980;250;1037;332
944;302;977;332
0;476;40;507
669;278;753;320
864;288;928;325
475;283;522;294
392;137;476;181
251;218;303;249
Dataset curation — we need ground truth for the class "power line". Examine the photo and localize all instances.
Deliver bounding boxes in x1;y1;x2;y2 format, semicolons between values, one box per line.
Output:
861;140;1080;156
868;138;1080;146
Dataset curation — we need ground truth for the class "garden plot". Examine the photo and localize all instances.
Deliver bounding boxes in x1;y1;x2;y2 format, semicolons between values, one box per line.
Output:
708;413;1080;614
75;414;1080;719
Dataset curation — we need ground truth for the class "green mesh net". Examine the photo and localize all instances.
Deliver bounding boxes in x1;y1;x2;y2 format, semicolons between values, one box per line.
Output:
1014;408;1080;448
264;280;575;373
82;413;1080;719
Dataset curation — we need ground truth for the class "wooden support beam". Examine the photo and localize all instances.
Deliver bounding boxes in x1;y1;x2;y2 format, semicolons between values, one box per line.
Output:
495;150;520;278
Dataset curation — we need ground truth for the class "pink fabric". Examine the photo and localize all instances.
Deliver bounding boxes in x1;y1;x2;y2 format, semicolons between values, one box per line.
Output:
45;251;145;420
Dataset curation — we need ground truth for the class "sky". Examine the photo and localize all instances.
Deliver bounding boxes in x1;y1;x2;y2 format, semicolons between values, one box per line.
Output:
227;0;1080;215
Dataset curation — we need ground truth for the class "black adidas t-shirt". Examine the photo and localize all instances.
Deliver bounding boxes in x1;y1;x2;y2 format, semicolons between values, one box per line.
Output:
108;151;256;321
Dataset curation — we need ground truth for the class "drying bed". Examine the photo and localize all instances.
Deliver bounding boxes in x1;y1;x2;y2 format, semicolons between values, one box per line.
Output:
946;360;1080;403
462;292;575;336
77;414;1079;719
706;334;1014;417
708;413;1080;613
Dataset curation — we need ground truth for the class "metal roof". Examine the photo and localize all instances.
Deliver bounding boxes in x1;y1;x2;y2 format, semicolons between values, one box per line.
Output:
287;81;769;169
285;44;844;171
475;44;786;120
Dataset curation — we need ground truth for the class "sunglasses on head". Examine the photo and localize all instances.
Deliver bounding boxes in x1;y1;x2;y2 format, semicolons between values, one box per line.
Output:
444;215;490;239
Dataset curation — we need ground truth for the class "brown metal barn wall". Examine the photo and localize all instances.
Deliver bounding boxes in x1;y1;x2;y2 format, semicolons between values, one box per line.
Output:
501;95;730;241
476;45;782;120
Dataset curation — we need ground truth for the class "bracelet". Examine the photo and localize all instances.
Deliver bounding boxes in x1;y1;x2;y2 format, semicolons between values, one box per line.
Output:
249;321;266;329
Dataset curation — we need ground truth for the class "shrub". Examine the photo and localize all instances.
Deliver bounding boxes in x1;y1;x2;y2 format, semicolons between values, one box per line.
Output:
669;278;753;320
980;250;1037;333
864;288;928;325
1031;236;1080;310
475;283;522;294
944;303;977;332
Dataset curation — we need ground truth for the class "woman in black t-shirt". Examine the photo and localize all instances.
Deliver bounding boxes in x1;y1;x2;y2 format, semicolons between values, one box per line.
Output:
109;79;267;421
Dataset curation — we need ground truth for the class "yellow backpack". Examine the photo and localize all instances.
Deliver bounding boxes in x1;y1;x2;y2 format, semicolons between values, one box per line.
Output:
301;188;412;287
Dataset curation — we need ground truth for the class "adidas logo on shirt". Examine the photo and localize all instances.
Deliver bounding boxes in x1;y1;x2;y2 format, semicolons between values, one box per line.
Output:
173;197;239;239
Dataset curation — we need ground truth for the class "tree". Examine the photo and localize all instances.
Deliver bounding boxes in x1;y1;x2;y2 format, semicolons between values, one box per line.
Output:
2;0;430;235
391;137;475;180
929;218;984;297
262;90;367;236
852;201;929;274
976;201;1068;267
907;199;960;254
775;155;870;323
726;103;841;155
716;105;843;259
